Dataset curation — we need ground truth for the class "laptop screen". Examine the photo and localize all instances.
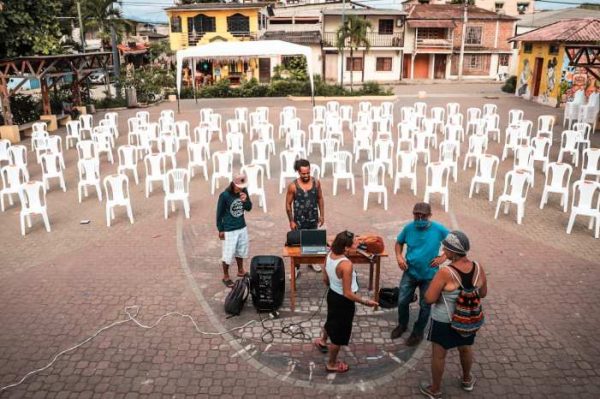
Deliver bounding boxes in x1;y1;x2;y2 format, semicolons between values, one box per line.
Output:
300;229;326;247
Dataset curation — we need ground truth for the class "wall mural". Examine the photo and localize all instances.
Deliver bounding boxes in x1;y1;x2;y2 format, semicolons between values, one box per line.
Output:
516;58;531;97
541;57;558;106
560;55;599;104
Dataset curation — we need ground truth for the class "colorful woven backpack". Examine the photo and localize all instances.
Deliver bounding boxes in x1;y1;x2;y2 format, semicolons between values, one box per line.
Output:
444;263;484;337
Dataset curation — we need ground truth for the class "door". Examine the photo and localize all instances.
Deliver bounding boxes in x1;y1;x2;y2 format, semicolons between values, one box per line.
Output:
325;52;338;82
413;54;429;79
532;57;543;97
259;58;271;83
403;54;412;79
434;54;446;79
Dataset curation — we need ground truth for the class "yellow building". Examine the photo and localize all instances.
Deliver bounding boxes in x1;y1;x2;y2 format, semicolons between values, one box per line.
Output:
165;3;269;84
511;18;600;107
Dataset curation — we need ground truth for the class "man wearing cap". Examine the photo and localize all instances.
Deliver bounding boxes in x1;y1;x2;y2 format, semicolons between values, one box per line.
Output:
216;174;253;288
391;202;450;346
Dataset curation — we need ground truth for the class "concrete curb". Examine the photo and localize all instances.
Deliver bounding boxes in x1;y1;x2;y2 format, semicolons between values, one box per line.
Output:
288;95;397;102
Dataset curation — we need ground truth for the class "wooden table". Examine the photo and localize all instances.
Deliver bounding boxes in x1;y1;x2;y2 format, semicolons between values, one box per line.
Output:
282;246;388;312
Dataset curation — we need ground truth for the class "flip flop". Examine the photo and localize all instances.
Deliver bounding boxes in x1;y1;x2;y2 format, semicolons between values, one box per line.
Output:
314;339;328;353
222;279;234;288
237;272;249;278
326;361;349;373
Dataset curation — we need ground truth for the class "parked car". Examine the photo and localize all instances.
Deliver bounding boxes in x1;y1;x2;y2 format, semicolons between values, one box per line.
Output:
87;72;107;85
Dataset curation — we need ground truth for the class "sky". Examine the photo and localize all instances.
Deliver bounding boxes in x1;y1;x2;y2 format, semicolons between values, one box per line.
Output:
119;0;600;24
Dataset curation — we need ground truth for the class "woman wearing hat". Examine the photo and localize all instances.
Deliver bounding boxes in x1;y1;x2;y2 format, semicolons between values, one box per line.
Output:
420;231;487;399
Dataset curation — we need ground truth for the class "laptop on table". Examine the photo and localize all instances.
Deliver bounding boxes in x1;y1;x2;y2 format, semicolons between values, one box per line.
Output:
300;229;328;255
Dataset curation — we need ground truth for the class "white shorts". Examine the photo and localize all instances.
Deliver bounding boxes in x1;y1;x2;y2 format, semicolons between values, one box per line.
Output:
221;227;249;265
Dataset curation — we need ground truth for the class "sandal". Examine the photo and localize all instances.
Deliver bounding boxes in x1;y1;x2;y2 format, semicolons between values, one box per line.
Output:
314;339;328;353
237;271;249;278
222;279;234;288
326;361;349;373
419;382;442;399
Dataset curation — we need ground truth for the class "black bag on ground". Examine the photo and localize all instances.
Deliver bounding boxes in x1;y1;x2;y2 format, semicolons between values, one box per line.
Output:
378;287;399;309
285;230;301;246
224;276;250;316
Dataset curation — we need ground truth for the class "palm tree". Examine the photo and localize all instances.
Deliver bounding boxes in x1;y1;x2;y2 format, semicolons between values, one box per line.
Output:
335;15;372;91
81;0;132;48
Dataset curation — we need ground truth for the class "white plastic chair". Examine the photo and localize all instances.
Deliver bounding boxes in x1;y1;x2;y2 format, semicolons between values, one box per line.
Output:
226;132;245;165
234;107;249;134
495;170;532;224
18;181;50;235
438;140;459;182
65;120;82;149
136;111;150;127
564;102;580;129
443;125;462;155
359;101;372;114
200;108;214;124
446;103;460;120
376;118;393;141
566;180;600;238
414;132;431;164
573;122;592;152
502;125;520;161
430;107;445;134
332;151;355;196
251;140;271;179
279;150;300;194
531;137;552;173
340;105;353;128
164;168;190;219
128;117;142;135
144;153;167;198
393;151;417;195
44;135;65;169
508;109;524;127
208;113;223;142
362;161;388;210
469;154;499;201
103;112;119;138
311;164;321;179
581;148;600;182
558;130;581;167
256;106;269;122
77;140;97;162
466;108;482;135
424;162;450;212
8;145;29;181
513;145;535;187
537;115;555;140
187;142;209;181
313;105;326;124
374;139;394;178
463;134;488;170
414;102;427;120
241;163;267;213
160;109;175;123
211;151;233;195
325;115;344;146
578;104;598;133
226;119;242;135
307;123;325;156
421;118;438;149
79;114;93;139
485;114;500;143
193;125;212;158
31;130;49;156
400;106;415;124
326;101;340;116
159;134;180;168
279;116;300;140
77;158;102;203
482;103;497;116
287;130;307;158
93;131;114;164
353;126;373;163
174;120;191;147
321;138;340;177
104;174;134;226
40;153;66;192
256;123;276;155
540;162;572;212
1;165;28;211
117;145;139;184
448;113;463;130
381;102;394;120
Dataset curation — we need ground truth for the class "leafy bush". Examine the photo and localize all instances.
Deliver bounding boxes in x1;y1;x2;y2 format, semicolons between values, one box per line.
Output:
502;76;517;93
268;79;310;97
120;66;175;103
239;78;270;97
93;96;127;109
0;94;42;125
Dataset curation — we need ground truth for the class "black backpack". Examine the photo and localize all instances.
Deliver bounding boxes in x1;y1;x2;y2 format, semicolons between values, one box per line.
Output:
224;276;250;316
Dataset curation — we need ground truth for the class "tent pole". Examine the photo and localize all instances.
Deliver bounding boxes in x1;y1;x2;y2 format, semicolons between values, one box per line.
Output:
192;59;197;104
177;94;180;114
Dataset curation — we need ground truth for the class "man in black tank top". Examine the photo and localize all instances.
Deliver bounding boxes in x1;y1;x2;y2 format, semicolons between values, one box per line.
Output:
285;159;325;274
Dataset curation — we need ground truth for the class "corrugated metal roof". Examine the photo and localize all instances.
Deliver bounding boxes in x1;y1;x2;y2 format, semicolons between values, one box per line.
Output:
511;18;600;43
407;4;517;21
407;19;455;28
517;7;600;28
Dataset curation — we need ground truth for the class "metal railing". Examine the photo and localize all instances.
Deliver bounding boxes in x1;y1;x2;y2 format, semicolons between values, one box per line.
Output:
185;31;258;46
322;32;404;48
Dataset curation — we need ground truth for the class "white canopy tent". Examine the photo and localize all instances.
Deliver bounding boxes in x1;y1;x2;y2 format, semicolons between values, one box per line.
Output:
175;40;315;109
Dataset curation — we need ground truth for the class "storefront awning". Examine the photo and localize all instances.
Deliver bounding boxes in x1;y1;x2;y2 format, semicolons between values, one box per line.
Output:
408;20;456;29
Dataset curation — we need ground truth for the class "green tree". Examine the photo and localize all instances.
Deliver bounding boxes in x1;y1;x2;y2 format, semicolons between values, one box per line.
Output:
335;15;372;91
81;0;132;48
0;0;66;58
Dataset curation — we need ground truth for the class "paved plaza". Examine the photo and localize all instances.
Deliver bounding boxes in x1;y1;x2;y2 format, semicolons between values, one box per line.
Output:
1;83;600;398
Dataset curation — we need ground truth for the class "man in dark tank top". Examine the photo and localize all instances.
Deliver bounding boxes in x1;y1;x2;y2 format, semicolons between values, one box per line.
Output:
285;159;325;275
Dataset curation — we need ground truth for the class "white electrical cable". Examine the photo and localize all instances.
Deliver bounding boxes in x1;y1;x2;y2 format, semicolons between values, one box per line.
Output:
0;306;257;393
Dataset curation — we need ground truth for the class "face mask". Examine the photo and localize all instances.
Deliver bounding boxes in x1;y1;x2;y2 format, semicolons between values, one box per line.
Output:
414;220;431;229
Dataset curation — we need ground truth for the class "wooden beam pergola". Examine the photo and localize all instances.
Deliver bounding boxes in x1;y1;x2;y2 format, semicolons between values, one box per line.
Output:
0;52;113;125
565;44;600;81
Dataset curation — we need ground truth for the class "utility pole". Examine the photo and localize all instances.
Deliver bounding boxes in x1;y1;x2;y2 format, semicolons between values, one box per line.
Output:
340;0;346;87
110;1;121;98
457;0;468;81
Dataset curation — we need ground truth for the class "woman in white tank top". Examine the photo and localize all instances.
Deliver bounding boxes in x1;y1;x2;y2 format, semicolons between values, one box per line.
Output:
314;231;378;373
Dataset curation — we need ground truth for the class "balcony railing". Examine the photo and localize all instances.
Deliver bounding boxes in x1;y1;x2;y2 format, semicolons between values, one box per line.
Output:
415;38;453;50
185;31;258;47
322;32;404;48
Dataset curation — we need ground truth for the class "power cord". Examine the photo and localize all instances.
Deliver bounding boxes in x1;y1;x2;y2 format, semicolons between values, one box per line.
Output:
0;306;256;394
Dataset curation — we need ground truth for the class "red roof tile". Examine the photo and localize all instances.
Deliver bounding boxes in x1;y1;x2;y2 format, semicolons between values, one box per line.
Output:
407;4;517;21
511;18;600;43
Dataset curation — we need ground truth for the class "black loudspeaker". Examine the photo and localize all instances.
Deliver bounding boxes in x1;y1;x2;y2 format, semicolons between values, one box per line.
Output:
250;255;285;312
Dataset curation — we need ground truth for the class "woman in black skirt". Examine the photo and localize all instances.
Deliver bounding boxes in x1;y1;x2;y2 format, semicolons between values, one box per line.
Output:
420;231;487;399
314;231;378;373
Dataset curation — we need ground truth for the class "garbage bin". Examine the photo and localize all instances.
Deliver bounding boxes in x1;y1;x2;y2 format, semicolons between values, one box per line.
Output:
126;87;138;107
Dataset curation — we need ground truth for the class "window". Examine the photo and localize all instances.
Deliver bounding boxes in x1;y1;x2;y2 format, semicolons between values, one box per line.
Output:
227;13;250;36
466;55;483;70
171;16;182;33
376;57;393;71
465;26;482;45
495;2;504;12
379;19;394;35
346;57;363;71
523;43;532;53
549;44;559;55
517;2;530;14
188;14;216;36
499;54;510;66
417;28;446;40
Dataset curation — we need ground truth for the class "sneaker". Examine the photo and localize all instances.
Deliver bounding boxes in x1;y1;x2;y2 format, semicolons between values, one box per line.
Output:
405;333;423;347
419;382;442;399
390;325;407;340
461;374;476;392
309;264;322;272
295;266;301;279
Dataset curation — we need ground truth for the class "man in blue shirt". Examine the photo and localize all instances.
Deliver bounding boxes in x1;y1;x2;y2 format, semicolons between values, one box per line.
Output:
391;202;449;346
